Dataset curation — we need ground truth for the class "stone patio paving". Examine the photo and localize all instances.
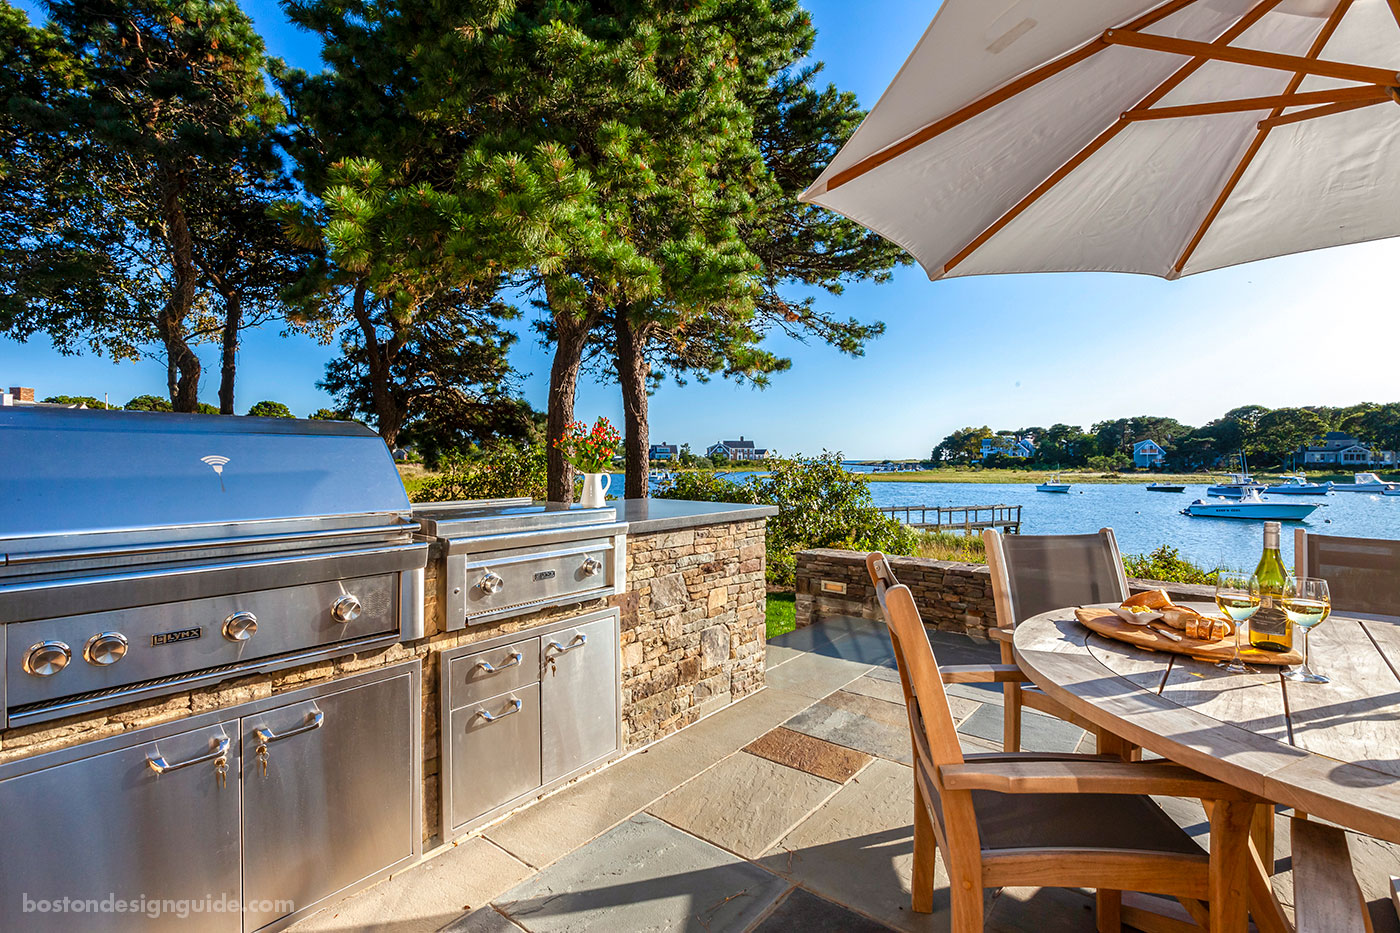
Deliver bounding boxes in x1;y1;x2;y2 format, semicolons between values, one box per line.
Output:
291;616;1400;933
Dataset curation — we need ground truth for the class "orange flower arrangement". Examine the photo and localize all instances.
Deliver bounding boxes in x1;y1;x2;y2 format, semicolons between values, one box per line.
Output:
554;417;622;474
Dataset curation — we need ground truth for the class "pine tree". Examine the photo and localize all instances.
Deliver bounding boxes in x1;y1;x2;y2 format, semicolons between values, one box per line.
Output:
2;0;293;411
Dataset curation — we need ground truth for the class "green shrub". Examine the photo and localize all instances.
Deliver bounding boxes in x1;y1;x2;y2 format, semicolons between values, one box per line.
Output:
1123;545;1217;586
656;452;919;586
413;442;547;502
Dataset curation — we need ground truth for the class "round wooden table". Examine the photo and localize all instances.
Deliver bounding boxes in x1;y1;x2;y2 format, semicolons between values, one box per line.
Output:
1014;603;1400;844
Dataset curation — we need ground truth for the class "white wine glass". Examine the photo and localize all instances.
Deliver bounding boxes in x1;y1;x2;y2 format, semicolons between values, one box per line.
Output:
1283;577;1331;684
1215;571;1260;674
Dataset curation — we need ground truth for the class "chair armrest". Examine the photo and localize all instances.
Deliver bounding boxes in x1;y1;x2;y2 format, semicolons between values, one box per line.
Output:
940;664;1030;684
938;759;1260;801
988;628;1014;644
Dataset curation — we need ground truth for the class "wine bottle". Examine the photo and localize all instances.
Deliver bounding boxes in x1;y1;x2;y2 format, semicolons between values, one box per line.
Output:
1248;521;1293;652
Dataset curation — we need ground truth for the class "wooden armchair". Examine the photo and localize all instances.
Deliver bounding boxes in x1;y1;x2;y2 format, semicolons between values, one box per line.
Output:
983;528;1134;754
1295;529;1400;620
865;551;1261;933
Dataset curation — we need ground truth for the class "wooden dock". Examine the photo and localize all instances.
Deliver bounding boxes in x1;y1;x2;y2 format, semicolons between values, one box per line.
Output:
877;504;1021;535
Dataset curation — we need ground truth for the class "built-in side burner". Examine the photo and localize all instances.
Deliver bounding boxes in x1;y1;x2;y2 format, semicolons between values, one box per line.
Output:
414;500;626;628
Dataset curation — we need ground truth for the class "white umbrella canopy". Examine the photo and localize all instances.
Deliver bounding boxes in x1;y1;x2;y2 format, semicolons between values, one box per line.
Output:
800;0;1400;280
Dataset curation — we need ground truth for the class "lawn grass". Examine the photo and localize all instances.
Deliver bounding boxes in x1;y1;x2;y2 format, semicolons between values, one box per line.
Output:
765;591;796;640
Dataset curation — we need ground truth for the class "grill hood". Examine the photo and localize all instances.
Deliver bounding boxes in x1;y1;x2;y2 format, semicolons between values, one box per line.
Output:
0;407;413;565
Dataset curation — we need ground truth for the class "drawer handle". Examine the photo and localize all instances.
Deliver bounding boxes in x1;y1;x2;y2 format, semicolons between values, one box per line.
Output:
477;698;524;722
547;633;588;654
254;709;325;745
147;735;230;774
476;651;523;673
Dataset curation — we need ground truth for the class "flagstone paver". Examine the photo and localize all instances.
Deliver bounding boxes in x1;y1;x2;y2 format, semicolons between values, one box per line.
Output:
494;814;788;933
751;886;896;932
647;751;841;858
761;650;873;700
444;906;531;933
782;689;912;764
743;726;871;783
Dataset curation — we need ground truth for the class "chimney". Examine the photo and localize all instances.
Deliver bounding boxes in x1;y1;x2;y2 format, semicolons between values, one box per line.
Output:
8;386;34;402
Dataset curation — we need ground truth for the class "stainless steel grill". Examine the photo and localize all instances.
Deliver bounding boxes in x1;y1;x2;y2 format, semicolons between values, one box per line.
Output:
413;500;626;629
0;407;427;727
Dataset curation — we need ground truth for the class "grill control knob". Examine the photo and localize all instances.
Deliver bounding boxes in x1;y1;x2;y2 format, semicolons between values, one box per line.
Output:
581;557;604;577
24;641;72;677
331;594;363;624
223;611;258;642
477;571;505;595
84;631;128;666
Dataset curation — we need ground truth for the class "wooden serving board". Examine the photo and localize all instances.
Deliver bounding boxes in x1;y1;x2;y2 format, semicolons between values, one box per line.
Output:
1074;607;1302;666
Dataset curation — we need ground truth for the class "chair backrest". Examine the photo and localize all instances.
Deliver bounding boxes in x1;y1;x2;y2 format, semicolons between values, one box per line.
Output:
1295;529;1400;620
865;552;965;770
983;528;1130;631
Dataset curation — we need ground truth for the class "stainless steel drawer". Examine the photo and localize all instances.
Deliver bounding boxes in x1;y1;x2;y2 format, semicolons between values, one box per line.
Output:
458;538;616;624
446;637;540;710
447;684;542;834
541;614;620;784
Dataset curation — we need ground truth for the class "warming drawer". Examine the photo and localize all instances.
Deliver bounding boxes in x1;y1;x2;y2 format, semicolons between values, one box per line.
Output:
455;539;618;626
440;609;621;839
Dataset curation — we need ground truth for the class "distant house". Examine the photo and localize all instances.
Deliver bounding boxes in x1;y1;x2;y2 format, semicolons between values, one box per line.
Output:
707;436;770;461
649;441;679;461
1;386;86;409
980;435;1035;461
1299;432;1397;466
1132;439;1166;469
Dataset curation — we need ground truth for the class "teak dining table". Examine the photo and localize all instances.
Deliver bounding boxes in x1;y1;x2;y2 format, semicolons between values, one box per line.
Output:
1013;603;1400;845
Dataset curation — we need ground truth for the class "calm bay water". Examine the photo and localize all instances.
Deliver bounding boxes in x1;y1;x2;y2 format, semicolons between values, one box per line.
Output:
861;481;1400;569
631;468;1400;569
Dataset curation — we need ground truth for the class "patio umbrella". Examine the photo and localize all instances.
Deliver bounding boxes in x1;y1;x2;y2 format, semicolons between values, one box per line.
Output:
799;0;1400;279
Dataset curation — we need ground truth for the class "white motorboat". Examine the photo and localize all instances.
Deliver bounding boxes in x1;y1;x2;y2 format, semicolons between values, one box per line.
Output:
1205;473;1267;498
1183;488;1319;521
1329;472;1399;492
1264;474;1332;495
1146;482;1186;492
1036;474;1071;493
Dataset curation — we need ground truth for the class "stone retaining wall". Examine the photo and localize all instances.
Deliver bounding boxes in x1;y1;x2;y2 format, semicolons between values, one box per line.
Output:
795;547;1212;635
0;518;768;850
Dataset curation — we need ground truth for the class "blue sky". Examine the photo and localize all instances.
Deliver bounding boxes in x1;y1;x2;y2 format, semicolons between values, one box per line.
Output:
5;0;1398;458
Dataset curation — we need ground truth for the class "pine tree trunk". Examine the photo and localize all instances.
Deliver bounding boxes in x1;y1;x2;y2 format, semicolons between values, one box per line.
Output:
547;317;590;502
157;166;201;412
350;284;405;449
218;288;242;415
615;311;650;499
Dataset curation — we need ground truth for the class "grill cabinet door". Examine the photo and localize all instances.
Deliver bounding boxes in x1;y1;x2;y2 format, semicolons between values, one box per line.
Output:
241;669;416;932
540;612;619;784
0;721;241;932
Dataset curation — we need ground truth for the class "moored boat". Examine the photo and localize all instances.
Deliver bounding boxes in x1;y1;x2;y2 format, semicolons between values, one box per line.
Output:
1182;488;1318;521
1036;474;1071;493
1329;472;1399;493
1145;482;1185;492
1264;474;1332;495
1206;472;1267;498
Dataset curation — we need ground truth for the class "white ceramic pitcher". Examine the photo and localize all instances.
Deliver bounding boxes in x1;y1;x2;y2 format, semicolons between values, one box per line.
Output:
579;472;611;508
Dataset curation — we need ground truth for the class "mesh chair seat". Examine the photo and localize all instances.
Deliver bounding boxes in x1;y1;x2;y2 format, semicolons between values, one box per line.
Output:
971;791;1205;856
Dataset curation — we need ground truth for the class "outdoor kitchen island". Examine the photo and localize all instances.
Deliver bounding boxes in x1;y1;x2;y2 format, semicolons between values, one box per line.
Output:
0;410;773;933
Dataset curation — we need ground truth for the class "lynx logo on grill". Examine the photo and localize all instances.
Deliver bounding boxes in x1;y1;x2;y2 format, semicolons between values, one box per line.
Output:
152;627;201;646
533;570;556;581
201;455;230;491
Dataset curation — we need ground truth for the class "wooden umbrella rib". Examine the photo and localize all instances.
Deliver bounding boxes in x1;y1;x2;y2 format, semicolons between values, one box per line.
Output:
1258;96;1388;129
1125;85;1388;121
823;0;1208;193
1102;28;1400;87
1390;0;1400;30
942;0;1283;275
1173;0;1355;276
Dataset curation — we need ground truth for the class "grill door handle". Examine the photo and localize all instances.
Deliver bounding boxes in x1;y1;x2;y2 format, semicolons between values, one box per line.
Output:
254;709;324;745
476;651;523;673
547;634;588;654
477;698;523;722
147;736;230;774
